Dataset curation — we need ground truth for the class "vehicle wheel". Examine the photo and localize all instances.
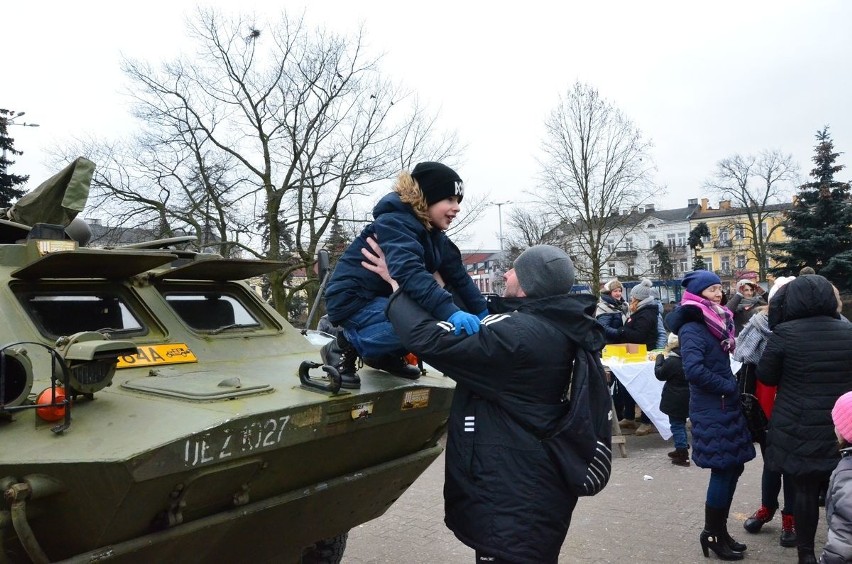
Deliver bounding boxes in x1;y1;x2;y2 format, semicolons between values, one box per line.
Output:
300;532;348;564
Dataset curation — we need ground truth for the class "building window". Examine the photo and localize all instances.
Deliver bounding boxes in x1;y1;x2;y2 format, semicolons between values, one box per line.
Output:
719;228;729;243
759;222;768;238
677;233;687;246
628;264;635;277
736;255;746;269
650;260;658;274
649;236;657;249
679;258;688;273
721;256;730;273
606;239;615;254
667;233;676;247
625;236;634;251
608;263;616;276
703;257;713;271
734;224;744;239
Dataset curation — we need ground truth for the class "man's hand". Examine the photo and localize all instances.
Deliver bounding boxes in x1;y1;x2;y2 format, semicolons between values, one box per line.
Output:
361;236;399;291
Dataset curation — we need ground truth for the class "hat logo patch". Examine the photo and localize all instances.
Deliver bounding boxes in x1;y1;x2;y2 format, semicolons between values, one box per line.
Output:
454;181;464;198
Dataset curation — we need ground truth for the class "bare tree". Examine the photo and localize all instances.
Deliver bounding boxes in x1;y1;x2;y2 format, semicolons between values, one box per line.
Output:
703;150;799;280
64;9;460;318
536;82;659;294
504;206;558;251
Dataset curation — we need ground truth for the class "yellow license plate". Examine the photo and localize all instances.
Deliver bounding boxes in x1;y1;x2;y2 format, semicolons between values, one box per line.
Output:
116;343;198;368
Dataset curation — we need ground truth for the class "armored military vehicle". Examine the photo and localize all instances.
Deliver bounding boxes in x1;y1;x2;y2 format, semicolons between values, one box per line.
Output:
0;159;453;563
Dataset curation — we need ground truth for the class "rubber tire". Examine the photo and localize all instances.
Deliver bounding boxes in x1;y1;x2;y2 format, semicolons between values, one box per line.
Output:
301;532;348;564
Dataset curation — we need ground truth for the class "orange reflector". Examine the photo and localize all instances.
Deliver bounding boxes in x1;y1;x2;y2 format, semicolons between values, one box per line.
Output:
36;387;68;422
404;353;418;366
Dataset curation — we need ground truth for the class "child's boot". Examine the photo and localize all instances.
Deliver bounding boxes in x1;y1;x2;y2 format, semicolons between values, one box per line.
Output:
671;448;690;467
321;333;361;389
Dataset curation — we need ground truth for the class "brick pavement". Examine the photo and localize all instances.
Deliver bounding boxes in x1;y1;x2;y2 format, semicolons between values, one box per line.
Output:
344;432;827;563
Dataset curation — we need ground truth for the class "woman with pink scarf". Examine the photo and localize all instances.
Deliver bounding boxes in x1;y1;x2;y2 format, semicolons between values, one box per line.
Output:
666;270;756;560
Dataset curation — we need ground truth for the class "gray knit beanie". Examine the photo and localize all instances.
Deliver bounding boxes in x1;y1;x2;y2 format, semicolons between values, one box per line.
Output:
513;245;575;298
629;278;655;301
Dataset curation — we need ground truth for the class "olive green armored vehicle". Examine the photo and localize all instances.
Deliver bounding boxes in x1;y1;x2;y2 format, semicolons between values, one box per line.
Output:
0;159;453;563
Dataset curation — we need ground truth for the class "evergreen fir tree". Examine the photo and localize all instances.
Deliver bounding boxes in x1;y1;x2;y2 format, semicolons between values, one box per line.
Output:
771;127;852;289
325;214;351;268
0;109;29;207
651;241;674;278
688;222;710;271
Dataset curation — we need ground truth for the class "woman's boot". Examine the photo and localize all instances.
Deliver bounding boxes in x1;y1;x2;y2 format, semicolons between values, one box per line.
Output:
779;512;797;547
743;505;775;533
700;505;744;560
723;505;747;552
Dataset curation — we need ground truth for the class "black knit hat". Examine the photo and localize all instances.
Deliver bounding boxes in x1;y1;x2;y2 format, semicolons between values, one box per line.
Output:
411;162;464;205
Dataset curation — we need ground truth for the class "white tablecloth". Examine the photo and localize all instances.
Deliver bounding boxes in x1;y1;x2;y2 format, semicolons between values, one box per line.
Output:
602;358;743;441
603;360;672;440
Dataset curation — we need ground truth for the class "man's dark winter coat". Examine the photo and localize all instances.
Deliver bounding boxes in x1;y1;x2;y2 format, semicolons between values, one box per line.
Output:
386;290;605;564
666;305;755;469
757;275;852;478
324;192;485;325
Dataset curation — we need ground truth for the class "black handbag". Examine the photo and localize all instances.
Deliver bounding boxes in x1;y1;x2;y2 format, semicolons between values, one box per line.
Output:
740;392;768;443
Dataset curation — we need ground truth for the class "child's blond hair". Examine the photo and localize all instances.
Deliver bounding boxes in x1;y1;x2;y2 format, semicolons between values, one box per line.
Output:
394;171;432;230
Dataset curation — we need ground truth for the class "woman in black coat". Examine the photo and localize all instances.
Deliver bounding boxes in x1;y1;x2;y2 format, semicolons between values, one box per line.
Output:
757;275;852;563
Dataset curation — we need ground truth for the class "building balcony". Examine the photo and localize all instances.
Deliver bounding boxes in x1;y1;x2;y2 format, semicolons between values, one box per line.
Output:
615;250;638;258
713;240;733;248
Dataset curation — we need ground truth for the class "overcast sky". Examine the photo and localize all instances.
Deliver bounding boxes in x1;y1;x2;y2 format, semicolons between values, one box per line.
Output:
4;1;851;249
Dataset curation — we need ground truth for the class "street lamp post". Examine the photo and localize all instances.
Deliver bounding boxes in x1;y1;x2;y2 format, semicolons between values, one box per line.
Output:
492;200;512;251
1;111;40;162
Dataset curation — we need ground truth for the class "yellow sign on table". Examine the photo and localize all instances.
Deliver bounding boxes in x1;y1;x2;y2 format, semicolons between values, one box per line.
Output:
603;343;648;363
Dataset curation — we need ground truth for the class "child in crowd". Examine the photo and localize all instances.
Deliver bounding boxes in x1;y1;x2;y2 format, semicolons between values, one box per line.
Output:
322;162;487;389
821;391;852;563
655;332;690;466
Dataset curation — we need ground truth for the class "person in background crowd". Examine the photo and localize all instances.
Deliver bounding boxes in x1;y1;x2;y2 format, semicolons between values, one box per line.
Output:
666;270;756;561
597;279;633;428
620;278;662;436
655;332;691;466
735;276;797;548
800;266;817;275
323;162;486;388
757;275;852;564
596;278;627;343
727;279;767;334
365;242;605;564
820;391;852;563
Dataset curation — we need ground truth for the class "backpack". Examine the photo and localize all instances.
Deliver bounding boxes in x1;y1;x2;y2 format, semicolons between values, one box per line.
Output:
541;348;613;496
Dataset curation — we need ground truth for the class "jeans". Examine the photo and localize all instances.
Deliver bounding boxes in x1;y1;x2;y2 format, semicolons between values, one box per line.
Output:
340;297;406;358
707;464;744;508
669;417;689;450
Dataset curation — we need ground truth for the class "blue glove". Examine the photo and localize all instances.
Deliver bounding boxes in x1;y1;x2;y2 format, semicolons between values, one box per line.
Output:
477;309;489;320
447;310;481;336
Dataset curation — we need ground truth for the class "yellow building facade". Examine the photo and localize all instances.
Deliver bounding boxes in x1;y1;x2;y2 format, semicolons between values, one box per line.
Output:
690;198;791;287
